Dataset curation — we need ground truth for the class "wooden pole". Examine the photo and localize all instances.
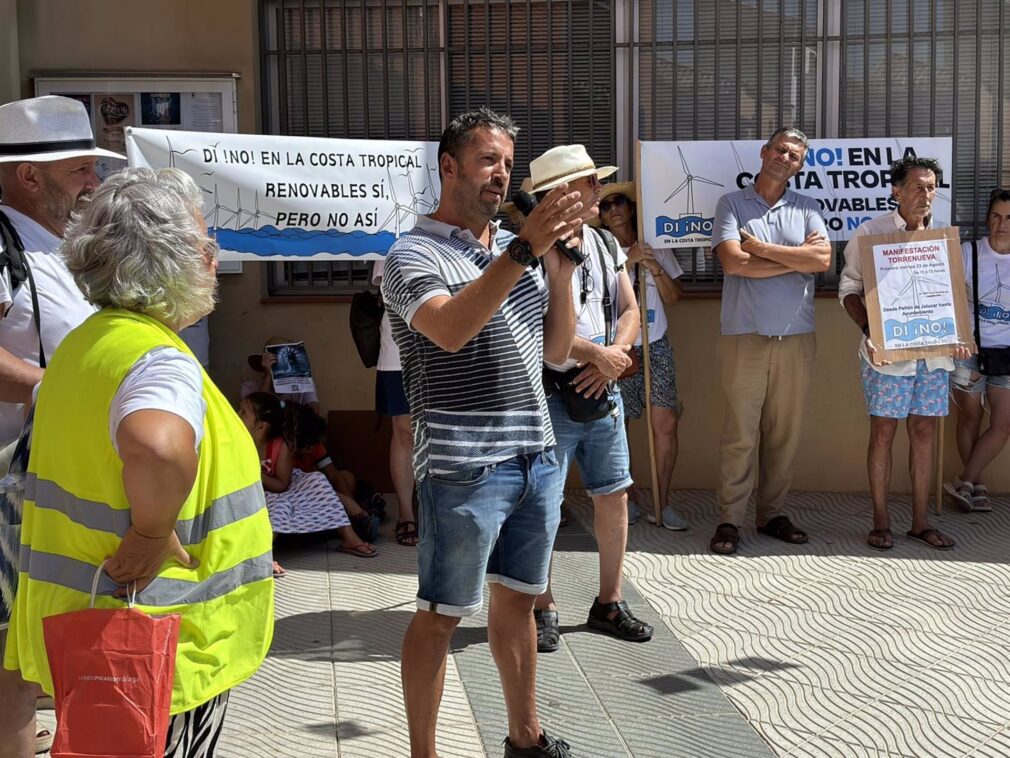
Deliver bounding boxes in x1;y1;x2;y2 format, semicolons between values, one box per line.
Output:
935;415;944;514
635;141;663;527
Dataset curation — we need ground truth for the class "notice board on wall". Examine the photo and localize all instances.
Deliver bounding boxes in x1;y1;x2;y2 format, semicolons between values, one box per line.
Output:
33;73;242;365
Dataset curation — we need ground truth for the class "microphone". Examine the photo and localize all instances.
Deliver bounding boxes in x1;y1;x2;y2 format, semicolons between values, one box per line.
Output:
512;191;586;265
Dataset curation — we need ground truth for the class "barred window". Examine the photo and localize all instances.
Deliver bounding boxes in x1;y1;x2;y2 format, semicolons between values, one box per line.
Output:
261;0;615;296
262;1;1009;295
627;0;1009;291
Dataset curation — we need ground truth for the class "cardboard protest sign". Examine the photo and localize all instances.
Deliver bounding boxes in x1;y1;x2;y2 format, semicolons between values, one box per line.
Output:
126;128;439;261
638;138;953;248
859;227;975;364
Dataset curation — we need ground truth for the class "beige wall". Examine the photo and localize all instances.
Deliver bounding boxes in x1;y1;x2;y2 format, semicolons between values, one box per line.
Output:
0;0;19;104
16;1;1009;495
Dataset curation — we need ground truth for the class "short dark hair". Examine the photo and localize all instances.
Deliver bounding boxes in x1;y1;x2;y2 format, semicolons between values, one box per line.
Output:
765;127;809;152
890;156;943;186
988;188;1010;216
437;108;518;177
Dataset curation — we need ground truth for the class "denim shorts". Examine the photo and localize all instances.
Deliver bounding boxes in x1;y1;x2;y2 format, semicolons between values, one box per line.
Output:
547;390;633;496
860;358;950;418
415;451;562;617
951;356;1010;395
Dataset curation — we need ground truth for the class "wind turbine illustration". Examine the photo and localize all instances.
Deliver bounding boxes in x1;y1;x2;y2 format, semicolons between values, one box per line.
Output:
980;266;1010;306
379;163;440;237
891;271;948;308
664;146;723;212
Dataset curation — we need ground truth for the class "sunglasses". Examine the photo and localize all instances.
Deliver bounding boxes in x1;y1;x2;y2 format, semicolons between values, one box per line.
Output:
599;194;629;213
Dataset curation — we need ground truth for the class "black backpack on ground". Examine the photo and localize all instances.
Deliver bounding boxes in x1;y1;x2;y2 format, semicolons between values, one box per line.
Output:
0;210;46;367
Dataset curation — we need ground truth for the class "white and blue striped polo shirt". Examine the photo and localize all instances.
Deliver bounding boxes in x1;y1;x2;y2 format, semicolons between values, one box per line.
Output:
380;216;553;481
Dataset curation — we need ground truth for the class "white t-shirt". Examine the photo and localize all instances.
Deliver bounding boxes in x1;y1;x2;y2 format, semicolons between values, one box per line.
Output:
625;247;683;345
29;345;205;456
372;259;401;372
109;347;206;454
964;236;1010;349
0;206;97;446
545;226;628;371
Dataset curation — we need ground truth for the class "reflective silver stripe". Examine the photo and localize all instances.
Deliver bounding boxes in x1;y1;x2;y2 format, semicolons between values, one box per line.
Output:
26;474;131;537
26;475;265;545
19;546;272;607
175;483;266;545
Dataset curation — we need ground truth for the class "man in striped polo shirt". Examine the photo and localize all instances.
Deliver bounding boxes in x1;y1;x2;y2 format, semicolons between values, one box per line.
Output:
382;109;589;758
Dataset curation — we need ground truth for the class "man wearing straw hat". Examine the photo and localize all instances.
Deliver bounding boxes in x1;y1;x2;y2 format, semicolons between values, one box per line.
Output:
0;95;122;757
709;127;831;556
526;145;653;653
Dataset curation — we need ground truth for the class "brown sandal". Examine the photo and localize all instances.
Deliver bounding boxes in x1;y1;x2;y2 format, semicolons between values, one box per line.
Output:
395;520;419;546
710;523;740;555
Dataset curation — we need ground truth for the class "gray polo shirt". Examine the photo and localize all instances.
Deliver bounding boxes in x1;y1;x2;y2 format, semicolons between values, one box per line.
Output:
712;185;828;337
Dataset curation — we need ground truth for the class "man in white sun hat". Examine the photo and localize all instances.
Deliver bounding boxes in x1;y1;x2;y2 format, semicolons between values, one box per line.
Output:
0;95;123;757
526;145;653;653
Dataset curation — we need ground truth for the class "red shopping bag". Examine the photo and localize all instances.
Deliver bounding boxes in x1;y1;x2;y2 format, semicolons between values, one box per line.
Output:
41;565;181;758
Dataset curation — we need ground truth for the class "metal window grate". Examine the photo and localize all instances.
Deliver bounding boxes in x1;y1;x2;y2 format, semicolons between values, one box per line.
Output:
261;0;616;296
262;1;1008;295
627;0;1008;292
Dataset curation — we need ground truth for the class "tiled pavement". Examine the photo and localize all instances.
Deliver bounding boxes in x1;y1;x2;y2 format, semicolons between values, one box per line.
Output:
210;490;1010;757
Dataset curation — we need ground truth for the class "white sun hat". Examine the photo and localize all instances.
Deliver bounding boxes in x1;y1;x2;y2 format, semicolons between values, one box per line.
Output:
526;144;617;194
0;95;126;163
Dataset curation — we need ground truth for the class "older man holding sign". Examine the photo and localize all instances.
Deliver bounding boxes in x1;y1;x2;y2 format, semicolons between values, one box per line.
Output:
840;156;971;551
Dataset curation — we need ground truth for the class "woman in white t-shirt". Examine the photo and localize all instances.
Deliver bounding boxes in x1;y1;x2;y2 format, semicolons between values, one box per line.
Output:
947;189;1010;511
599;182;687;530
371;261;417;546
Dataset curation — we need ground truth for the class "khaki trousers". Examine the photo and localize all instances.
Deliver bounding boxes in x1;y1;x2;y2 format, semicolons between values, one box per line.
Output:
717;332;816;526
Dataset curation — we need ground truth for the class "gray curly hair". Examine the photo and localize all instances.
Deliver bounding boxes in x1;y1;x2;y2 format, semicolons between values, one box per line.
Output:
61;167;217;330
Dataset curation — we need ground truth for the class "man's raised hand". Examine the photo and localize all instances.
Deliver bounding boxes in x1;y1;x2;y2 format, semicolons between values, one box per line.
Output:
519;182;588;258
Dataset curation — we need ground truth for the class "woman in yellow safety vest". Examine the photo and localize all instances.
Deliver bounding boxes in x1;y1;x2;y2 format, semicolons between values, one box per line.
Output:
3;167;274;758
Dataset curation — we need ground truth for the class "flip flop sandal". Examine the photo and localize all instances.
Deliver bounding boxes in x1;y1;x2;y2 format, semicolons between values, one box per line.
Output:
336;543;377;558
272;561;287;578
534;609;561;653
758;515;808;544
906;528;955;551
710;522;740;555
587;598;653;642
867;528;893;551
395;520;419;546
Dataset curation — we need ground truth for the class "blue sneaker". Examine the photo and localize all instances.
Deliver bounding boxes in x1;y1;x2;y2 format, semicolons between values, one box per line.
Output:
646;505;688;531
627;500;640;525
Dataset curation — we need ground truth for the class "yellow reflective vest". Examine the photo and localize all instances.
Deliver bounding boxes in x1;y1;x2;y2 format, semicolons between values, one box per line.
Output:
3;309;274;714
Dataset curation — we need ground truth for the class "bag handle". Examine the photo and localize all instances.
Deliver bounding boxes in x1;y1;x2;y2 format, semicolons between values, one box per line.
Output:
90;560;137;609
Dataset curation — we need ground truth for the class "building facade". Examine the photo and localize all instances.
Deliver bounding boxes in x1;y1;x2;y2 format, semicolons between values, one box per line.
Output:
5;0;1010;492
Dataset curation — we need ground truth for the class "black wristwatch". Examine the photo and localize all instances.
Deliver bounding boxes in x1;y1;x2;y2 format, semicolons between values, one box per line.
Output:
506;237;536;268
862;323;871;337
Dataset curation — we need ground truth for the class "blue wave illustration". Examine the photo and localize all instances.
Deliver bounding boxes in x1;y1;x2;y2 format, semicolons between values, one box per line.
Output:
884;317;956;342
211;226;400;257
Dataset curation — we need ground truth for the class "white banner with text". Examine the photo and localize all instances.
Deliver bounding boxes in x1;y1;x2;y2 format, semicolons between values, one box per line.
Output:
126;127;440;260
639;137;953;249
